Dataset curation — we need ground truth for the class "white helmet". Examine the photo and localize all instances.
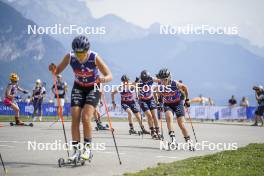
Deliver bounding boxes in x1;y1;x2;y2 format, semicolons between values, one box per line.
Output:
36;79;41;85
258;85;263;90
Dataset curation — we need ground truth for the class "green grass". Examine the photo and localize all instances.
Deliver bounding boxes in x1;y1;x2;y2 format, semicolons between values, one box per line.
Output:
124;143;264;176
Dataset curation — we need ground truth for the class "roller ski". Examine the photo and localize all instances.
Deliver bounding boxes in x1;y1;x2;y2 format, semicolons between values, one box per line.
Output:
58;147;93;167
138;126;150;136
129;128;141;136
150;127;159;140
154;132;164;141
185;136;195;151
167;131;178;151
58;150;86;167
95;121;109;131
10;118;33;127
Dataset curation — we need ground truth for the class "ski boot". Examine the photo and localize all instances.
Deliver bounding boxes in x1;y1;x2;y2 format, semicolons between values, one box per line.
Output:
140;126;150;135
15;117;24;125
184;136;195;151
260;119;264;127
59;143;86;167
81;143;93;163
167;131;178;150
155;127;163;140
150;127;159;140
68;149;81;162
95;121;108;131
59;150;84;167
129;128;138;135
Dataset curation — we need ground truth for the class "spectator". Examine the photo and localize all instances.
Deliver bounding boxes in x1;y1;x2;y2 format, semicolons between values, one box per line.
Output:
240;97;249;107
25;96;31;104
208;97;215;106
197;94;206;106
228;95;237;107
252;85;264;126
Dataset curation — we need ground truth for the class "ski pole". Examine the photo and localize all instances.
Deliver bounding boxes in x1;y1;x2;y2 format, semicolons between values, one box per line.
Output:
52;73;69;157
158;109;164;141
0;153;7;175
101;92;122;165
135;84;144;139
186;108;198;142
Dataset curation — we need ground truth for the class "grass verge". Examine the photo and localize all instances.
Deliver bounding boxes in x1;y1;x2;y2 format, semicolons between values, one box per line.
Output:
124;143;264;176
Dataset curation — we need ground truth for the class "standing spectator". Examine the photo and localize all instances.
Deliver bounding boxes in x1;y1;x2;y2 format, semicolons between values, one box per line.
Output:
252;85;264;126
52;74;68;117
208;97;215;106
32;79;46;121
240;97;249;107
228;95;237;107
25;96;31;118
198;94;207;106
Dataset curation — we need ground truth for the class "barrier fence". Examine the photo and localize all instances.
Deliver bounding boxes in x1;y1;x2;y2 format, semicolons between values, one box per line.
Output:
0;102;259;120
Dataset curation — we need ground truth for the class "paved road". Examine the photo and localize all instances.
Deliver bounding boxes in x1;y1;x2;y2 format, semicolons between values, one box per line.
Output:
0;122;263;176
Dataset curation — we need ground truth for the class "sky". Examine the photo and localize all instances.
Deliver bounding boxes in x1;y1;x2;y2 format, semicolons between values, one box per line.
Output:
84;0;264;47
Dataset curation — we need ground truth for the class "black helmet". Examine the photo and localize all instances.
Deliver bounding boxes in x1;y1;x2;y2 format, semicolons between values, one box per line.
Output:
157;68;171;79
121;75;129;82
72;35;90;52
140;70;151;82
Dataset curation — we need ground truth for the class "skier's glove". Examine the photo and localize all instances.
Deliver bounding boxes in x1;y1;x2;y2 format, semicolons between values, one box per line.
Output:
184;99;190;108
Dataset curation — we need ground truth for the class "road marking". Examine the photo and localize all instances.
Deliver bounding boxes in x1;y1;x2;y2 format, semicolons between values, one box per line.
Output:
156;155;179;159
96;151;125;155
0;140;26;144
0;145;15;148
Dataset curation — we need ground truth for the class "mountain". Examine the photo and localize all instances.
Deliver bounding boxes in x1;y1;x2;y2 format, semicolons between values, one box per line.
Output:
1;0;264;105
0;1;67;96
0;1;125;100
2;0;148;49
91;34;264;105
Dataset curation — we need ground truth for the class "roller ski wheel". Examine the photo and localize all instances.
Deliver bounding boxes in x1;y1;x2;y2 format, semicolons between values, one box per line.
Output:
73;158;78;166
155;133;164;140
187;141;195;151
129;129;138;135
58;150;87;167
167;141;178;151
58;158;65;167
138;131;143;136
81;159;85;165
142;129;150;135
189;146;195;151
151;133;160;140
159;134;164;141
88;153;93;163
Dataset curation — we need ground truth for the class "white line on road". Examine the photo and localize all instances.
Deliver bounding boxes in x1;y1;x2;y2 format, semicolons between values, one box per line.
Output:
0;144;15;148
0;140;26;144
96;151;126;155
156;155;179;159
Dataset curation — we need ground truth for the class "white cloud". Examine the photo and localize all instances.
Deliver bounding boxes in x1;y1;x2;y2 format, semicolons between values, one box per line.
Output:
84;0;264;47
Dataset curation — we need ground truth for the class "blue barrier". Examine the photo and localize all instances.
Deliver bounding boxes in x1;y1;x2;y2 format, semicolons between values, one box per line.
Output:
0;101;261;119
0;102;71;117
